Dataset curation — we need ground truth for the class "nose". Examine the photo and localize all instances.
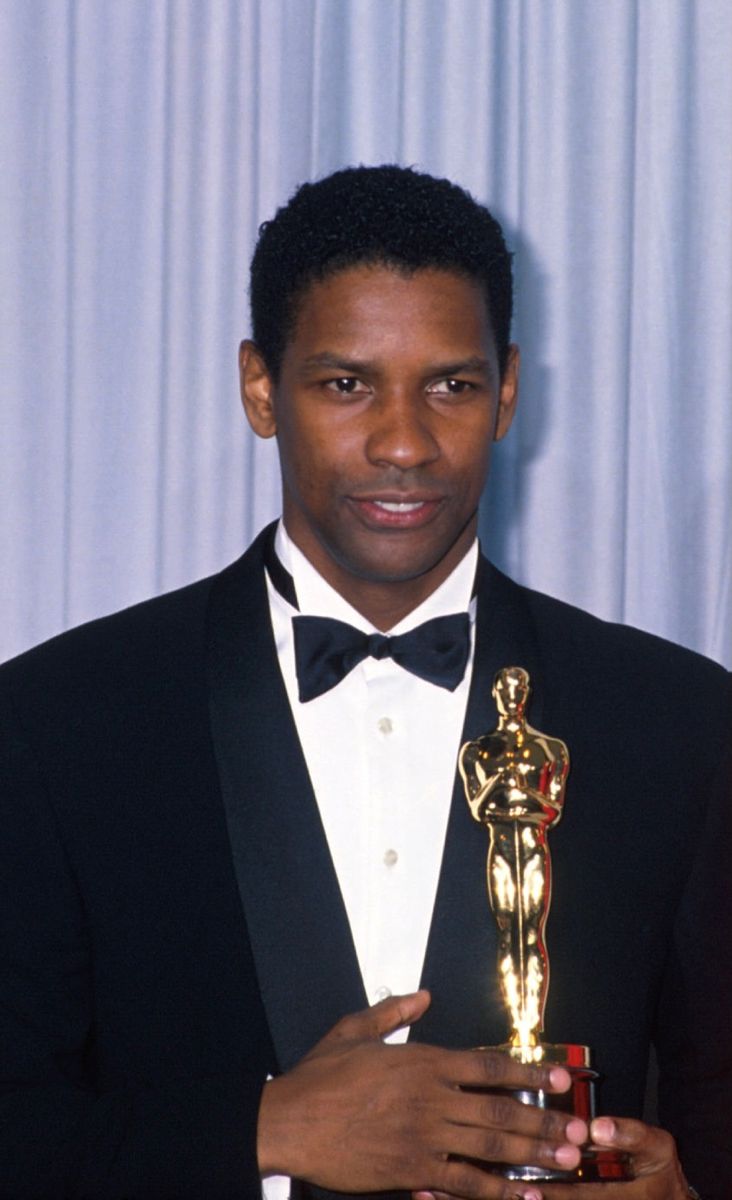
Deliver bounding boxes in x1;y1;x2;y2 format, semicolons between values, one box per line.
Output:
364;392;440;470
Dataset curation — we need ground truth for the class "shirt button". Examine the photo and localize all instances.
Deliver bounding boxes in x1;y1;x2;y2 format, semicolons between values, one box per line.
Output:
377;716;394;734
383;848;399;867
373;986;392;1002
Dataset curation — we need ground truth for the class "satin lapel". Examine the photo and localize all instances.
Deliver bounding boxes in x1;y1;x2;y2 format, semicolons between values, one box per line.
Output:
206;527;366;1072
415;557;546;1049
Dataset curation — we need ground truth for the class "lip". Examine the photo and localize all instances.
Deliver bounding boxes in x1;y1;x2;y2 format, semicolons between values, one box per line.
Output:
346;494;445;529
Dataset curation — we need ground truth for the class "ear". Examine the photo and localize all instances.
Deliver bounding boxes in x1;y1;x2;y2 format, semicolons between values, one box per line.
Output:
239;340;277;438
494;344;520;441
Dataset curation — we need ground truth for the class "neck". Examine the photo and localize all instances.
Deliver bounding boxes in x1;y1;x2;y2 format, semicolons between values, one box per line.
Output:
330;576;447;632
281;518;477;631
498;712;523;732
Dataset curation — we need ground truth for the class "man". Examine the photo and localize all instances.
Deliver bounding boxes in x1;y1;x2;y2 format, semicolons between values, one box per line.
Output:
0;166;729;1199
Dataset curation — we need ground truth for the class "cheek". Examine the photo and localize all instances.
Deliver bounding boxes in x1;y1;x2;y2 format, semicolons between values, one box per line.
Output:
297;420;365;484
278;422;341;508
450;428;493;490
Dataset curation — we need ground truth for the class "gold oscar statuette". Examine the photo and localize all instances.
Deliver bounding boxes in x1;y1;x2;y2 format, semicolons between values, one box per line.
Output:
459;666;632;1183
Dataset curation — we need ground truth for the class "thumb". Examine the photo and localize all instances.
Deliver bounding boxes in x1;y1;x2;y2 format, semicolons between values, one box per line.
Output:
590;1116;678;1173
369;989;432;1039
327;989;432;1045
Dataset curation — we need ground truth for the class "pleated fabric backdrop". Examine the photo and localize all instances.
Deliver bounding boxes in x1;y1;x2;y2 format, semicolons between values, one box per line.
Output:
1;0;730;666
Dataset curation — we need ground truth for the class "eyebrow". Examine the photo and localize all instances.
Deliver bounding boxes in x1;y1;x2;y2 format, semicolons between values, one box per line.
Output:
426;356;492;376
301;353;375;373
301;352;492;375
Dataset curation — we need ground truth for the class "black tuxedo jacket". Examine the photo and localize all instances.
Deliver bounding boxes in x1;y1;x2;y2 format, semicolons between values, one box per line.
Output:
1;525;731;1198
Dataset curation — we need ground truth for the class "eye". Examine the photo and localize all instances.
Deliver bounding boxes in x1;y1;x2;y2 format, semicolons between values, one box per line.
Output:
324;376;367;395
427;378;475;395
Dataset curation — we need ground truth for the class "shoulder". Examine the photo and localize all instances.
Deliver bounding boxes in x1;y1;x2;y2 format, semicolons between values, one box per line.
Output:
2;525;275;689
492;563;729;689
0;578;217;774
529;580;726;690
1;572;214;697
0;527;272;742
484;563;731;754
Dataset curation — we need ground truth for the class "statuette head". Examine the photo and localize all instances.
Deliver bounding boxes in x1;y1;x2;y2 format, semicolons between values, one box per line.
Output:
492;666;530;717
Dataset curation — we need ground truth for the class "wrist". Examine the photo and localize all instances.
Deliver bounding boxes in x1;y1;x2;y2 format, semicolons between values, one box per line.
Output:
257;1077;282;1177
257;1074;303;1180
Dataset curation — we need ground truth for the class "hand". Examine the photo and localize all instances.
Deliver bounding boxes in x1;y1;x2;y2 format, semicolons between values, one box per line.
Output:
414;1115;692;1200
257;990;588;1198
540;1116;691;1199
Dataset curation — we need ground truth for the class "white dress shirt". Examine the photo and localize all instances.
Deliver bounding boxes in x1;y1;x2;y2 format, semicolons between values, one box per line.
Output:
262;522;477;1199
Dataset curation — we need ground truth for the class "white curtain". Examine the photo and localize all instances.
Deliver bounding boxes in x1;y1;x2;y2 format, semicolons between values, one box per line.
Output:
2;0;730;666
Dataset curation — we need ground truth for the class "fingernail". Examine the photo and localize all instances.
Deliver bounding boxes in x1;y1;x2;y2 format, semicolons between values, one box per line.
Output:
591;1116;616;1144
565;1117;588;1144
548;1066;571;1091
555;1143;581;1169
520;1189;543;1200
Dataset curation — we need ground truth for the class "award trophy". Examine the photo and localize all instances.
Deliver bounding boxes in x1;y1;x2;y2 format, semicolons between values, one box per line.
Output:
459;666;631;1183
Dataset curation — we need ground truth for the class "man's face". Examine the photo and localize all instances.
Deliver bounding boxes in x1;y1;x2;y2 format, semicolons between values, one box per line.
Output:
241;264;518;622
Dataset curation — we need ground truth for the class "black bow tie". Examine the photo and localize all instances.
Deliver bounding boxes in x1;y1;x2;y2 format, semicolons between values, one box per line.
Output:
292;612;471;702
263;528;471;702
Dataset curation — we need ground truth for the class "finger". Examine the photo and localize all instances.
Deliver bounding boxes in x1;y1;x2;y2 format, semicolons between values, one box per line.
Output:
452;1088;588;1149
590;1116;678;1174
415;1193;543;1200
446;1047;574;1096
415;1178;545;1199
449;1120;583;1177
433;1156;549;1199
328;989;432;1043
414;1188;544;1200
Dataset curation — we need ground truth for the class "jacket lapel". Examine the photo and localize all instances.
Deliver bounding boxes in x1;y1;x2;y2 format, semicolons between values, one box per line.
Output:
415;556;546;1050
206;526;366;1073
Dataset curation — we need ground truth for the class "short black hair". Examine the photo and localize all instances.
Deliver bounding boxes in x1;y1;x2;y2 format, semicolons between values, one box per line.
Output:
249;164;513;379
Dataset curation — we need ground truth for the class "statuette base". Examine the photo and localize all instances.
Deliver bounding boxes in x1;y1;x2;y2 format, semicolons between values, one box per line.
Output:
475;1043;633;1183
